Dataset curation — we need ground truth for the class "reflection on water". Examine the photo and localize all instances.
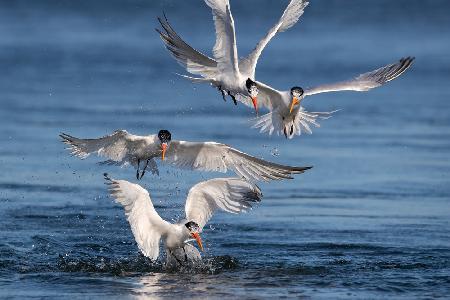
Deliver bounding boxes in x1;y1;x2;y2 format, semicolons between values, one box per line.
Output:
135;273;211;299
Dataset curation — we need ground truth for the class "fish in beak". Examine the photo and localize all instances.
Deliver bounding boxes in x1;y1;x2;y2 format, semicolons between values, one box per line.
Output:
191;232;203;251
289;97;300;114
161;143;167;161
252;97;258;116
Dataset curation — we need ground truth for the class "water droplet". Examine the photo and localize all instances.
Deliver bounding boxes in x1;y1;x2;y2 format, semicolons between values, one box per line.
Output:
270;148;280;157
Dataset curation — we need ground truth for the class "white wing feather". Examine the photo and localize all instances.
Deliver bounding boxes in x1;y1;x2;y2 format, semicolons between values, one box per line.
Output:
60;130;157;166
60;130;130;160
185;178;262;230
304;57;415;96
105;175;171;260
166;141;312;182
204;0;239;73
239;0;309;78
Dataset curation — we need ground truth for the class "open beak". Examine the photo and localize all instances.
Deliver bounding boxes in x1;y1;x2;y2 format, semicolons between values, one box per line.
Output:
161;143;167;161
191;232;203;251
251;97;258;116
289;97;300;114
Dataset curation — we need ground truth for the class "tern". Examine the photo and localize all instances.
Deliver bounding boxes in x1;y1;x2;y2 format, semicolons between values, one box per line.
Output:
104;174;262;265
157;0;309;114
60;129;312;181
253;57;415;139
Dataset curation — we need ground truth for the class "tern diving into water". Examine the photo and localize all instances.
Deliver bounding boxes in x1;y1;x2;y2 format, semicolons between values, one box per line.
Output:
104;174;262;266
157;0;309;114
253;56;415;139
60;129;312;181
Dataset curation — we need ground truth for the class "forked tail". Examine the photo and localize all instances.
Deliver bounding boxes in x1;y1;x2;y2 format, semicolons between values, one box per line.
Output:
252;107;338;139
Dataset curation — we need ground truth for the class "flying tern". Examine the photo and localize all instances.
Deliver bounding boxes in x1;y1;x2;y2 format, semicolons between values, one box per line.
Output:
253;57;415;139
104;174;262;265
60;129;312;181
157;0;309;114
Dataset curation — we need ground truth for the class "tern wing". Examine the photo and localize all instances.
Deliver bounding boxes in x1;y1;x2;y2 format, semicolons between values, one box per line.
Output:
157;15;218;79
256;80;287;110
304;57;415;97
239;0;309;78
204;0;239;73
105;175;171;260
185;178;262;230
234;80;285;110
60;130;156;165
166;141;312;182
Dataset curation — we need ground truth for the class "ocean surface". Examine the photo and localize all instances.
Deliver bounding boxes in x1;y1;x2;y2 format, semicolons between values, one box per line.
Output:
1;0;449;298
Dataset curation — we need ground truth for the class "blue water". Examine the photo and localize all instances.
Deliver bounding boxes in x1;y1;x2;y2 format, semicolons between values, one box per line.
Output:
1;0;450;298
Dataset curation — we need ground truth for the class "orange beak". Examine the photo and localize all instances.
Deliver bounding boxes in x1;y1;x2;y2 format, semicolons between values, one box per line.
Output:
252;97;258;116
289;97;300;114
191;232;203;251
161;143;167;161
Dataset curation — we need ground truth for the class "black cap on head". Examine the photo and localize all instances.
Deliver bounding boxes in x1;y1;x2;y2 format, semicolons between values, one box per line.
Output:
185;221;200;231
291;86;304;95
158;129;171;143
246;78;256;90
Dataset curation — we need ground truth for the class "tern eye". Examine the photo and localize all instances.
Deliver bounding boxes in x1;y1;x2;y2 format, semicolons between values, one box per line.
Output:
249;86;258;94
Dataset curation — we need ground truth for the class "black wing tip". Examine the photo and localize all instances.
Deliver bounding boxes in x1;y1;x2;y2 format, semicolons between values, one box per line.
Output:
104;173;114;185
401;56;415;62
401;56;415;66
156;16;164;26
244;192;262;203
156;11;168;21
59;132;70;139
292;166;313;173
59;132;74;144
398;56;415;69
387;56;415;81
253;183;263;201
157;12;172;31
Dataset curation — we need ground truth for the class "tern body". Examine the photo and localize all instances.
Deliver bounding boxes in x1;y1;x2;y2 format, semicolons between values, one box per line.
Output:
253;57;415;139
157;0;309;112
104;175;262;265
60;129;312;181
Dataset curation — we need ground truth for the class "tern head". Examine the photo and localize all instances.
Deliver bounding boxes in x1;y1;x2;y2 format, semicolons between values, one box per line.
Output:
289;87;304;114
158;129;171;161
185;221;203;251
246;78;259;115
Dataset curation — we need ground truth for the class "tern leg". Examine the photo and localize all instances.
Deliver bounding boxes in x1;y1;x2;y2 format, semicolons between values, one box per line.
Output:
182;246;188;262
218;86;226;102
139;159;149;180
228;91;238;105
169;250;184;266
136;159;140;180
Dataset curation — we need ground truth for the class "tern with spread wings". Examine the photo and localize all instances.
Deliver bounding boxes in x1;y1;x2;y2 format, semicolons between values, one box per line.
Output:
104;174;262;266
157;0;309;114
60;130;311;181
253;57;415;139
